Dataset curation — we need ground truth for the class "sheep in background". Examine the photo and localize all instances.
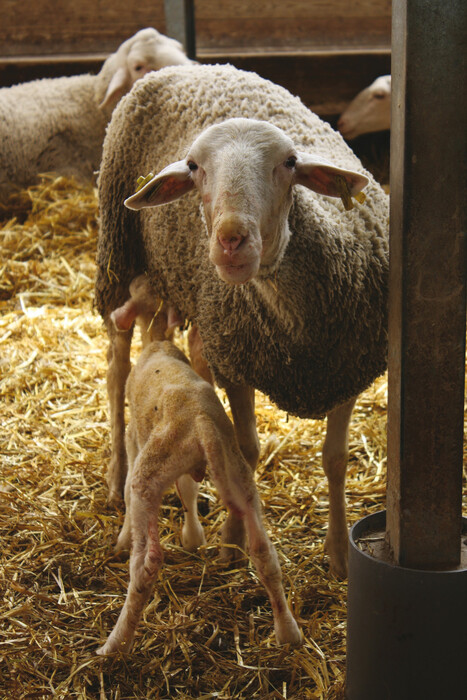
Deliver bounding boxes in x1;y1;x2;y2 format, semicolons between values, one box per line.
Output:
337;75;391;140
95;64;389;579
0;28;190;200
97;275;301;655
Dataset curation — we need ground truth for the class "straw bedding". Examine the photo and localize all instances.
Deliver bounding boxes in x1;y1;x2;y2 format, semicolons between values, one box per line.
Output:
0;176;464;699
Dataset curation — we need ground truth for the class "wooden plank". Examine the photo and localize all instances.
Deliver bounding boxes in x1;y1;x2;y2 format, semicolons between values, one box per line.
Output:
0;0;390;56
387;0;466;569
0;0;166;55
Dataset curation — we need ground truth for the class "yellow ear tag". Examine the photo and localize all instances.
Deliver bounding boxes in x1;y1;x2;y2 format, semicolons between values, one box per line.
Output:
354;191;366;204
135;172;155;193
333;174;354;211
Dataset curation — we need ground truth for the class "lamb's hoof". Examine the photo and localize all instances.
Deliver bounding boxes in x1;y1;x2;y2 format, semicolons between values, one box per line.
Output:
96;635;131;656
107;489;124;508
114;533;131;556
181;522;206;552
275;616;302;647
219;543;248;568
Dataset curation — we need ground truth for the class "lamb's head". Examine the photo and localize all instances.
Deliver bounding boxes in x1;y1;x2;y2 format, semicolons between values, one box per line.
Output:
100;28;190;109
125;118;369;285
337;75;391;140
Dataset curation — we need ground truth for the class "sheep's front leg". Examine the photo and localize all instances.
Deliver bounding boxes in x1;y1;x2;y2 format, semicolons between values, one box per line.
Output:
176;474;206;552
221;383;259;563
106;324;132;505
97;494;163;656
322;396;356;579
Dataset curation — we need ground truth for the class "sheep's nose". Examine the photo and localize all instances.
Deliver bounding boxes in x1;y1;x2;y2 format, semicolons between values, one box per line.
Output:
218;232;243;252
216;215;246;252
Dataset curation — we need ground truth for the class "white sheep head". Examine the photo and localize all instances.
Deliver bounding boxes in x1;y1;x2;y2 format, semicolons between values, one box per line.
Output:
337;75;391;140
125;119;369;285
100;28;190;109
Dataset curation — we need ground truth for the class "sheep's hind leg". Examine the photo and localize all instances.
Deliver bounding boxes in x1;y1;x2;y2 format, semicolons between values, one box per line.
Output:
106;324;133;505
176;474;206;552
221;383;260;563
322;396;356;579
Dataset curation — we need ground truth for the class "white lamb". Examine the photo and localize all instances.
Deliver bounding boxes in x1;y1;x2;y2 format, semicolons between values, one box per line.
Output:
337;75;391;140
97;275;301;655
0;28;190;199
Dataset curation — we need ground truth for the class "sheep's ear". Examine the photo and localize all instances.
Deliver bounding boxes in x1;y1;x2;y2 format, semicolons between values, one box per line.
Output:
110;300;138;332
100;67;130;108
293;153;369;199
124;161;194;210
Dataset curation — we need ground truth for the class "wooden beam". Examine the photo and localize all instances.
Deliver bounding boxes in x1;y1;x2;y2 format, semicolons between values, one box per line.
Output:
387;0;467;568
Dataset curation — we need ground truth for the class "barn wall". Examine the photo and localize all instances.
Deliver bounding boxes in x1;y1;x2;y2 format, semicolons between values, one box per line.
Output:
0;0;391;117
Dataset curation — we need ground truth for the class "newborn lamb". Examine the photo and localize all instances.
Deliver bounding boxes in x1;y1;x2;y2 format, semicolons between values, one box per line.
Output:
97;275;301;655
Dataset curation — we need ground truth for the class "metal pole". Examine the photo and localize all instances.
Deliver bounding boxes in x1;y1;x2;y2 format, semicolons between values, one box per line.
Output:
387;0;467;569
164;0;196;60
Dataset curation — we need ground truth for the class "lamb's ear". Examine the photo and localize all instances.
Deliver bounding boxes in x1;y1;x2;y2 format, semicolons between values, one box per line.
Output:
110;300;138;332
100;67;130;109
124;161;194;210
293;153;369;198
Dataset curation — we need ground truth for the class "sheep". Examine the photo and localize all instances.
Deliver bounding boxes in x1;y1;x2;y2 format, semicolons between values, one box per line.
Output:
337;75;391;140
97;274;301;655
95;63;389;579
0;28;190;200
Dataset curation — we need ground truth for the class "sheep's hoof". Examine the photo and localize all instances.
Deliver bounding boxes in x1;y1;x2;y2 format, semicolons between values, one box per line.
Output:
325;531;348;579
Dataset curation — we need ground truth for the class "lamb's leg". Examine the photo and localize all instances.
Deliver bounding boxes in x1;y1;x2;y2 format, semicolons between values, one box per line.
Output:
244;506;301;646
322;396;356;579
106;324;132;504
176;474;206;552
97;490;163;656
115;423;138;554
208;445;301;646
221;383;259;562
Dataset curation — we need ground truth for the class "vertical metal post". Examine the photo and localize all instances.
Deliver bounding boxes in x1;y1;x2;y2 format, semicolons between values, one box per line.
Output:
387;0;466;568
164;0;196;60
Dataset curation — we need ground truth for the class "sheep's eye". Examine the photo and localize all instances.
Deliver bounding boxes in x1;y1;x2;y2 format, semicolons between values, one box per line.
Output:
374;92;385;100
285;156;297;169
134;64;144;72
188;161;198;171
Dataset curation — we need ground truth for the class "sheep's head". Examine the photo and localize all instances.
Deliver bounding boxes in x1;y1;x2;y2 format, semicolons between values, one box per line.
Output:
100;28;190;109
337;75;391;140
125;119;369;285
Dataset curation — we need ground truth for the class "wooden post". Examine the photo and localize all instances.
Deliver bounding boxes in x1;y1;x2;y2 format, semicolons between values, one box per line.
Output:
164;0;196;59
387;0;467;569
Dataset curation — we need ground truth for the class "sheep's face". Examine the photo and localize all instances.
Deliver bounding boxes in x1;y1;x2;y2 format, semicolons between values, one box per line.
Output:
125;119;369;285
337;75;391;140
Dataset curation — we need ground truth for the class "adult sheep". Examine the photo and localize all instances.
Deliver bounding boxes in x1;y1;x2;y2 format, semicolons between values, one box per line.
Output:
0;28;190;200
95;64;389;579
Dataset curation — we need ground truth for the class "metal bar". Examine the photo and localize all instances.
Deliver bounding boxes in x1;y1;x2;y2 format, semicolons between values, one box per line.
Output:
387;0;467;569
164;0;196;60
